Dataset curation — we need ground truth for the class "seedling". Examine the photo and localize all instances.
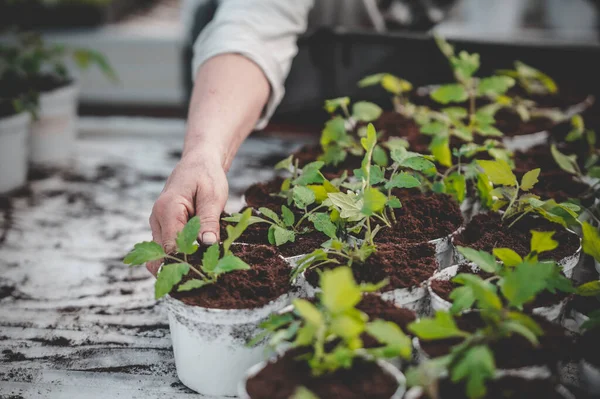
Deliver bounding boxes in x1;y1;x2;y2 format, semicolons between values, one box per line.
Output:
358;73;420;117
476;159;580;227
554;115;600;177
453;230;574;315
575;279;600;332
497;61;558;96
251;266;412;376
124;209;254;299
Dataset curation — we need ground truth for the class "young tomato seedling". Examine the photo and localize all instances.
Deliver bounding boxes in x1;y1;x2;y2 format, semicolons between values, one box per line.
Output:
124;209;253;299
251;266;412;375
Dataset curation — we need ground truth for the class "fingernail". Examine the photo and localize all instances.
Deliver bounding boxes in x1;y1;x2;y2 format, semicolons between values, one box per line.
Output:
202;232;218;245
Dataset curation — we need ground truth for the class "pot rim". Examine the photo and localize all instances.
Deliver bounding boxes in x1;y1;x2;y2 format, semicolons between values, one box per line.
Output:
0;111;30;129
237;356;406;399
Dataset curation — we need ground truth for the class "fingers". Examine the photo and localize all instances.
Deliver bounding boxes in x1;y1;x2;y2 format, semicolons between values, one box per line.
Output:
146;215;162;276
196;174;228;245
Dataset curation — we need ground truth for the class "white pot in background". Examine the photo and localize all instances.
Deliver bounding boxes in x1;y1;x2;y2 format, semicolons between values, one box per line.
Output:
581;359;600;396
165;293;291;396
381;285;429;316
502;130;550;152
238;358;407;399
0;112;30;193
29;83;78;166
427;264;568;322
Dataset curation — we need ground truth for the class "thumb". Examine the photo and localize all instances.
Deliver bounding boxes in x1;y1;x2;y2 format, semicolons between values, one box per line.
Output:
196;184;228;245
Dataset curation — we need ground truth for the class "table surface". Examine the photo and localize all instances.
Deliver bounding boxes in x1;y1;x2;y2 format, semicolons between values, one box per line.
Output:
0;117;308;399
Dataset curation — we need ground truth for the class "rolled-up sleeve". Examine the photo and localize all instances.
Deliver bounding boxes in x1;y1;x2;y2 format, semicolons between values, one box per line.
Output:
192;0;314;129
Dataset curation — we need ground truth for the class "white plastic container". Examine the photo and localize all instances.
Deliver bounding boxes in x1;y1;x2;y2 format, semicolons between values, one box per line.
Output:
238;358;407;399
562;307;589;334
381;284;429;315
427;264;568;322
29;83;78;166
0;112;30;193
502;130;550;152
164;293;291;396
581;359;600;395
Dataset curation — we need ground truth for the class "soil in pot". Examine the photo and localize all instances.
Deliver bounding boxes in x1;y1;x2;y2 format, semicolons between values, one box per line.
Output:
245;349;399;399
419;312;576;368
373;190;463;245
430;263;570;312
373;111;431;154
167;244;291;310
493;109;555;137
570;295;598;318
292;144;363;179
411;376;568;399
220;211;329;258
454;213;579;262
244;177;288;211
305;242;438;292
357;294;417;335
579;327;600;369
507;84;590;110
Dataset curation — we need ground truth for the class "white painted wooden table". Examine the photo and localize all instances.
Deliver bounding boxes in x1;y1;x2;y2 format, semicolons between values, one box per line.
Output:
0;117;308;399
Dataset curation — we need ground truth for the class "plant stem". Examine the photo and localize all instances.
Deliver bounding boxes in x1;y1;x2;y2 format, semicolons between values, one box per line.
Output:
502;184;520;221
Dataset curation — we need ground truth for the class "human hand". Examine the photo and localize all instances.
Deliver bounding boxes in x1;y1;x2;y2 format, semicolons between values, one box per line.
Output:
147;152;228;275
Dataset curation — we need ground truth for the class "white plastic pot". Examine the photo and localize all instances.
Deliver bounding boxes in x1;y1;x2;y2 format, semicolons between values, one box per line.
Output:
29;83;79;166
580;359;600;395
427;264;568;322
381;285;429;316
404;381;575;399
0;112;30;193
562;308;589;334
165;293;291;396
430;231;457;270
502;130;550;152
451;229;581;278
238;358;407;399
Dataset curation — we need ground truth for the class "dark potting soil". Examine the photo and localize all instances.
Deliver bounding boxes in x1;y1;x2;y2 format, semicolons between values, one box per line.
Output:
244;177;287;211
454;213;579;262
168;244;291;310
245;350;399;399
356;294;417;334
374;190;463;244
571;295;599;317
508;85;590;110
220;211;329;257
305;242;438;291
413;376;566;399
430;264;569;310
494;109;556;137
292;144;363;179
580;327;600;368
374;111;431;154
419;312;576;368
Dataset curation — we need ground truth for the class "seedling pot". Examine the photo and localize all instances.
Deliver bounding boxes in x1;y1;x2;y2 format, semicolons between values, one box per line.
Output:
562;308;589;334
29;83;78;166
404;381;575;399
580;359;600;396
0;111;30;193
164;292;291;396
427;264;568;323
429;232;456;270
380;285;429;315
237;357;407;399
502;130;550;152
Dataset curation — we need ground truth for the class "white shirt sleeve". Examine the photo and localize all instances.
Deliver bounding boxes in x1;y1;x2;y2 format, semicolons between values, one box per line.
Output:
191;0;314;129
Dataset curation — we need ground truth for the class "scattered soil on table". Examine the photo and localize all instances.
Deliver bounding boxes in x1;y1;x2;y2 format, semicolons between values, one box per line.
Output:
374;190;463;244
168;244;291;310
244;177;287;211
580;327;600;367
454;213;579;262
2;350;26;362
419;312;575;368
414;376;566;399
245;349;399;399
357;294;417;334
306;242;438;291
220;211;329;257
430;264;569;311
30;337;72;347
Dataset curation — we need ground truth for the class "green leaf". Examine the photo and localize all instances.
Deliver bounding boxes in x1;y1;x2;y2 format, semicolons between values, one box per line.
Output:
445;173;466;203
431;84;469;104
430;135;452;168
449;286;475;314
177;278;210;292
530;230;558;255
582;222;600;262
295;162;325;186
502;320;540;346
451;345;495;399
294;299;324;327
321;267;362;314
420;121;447;135
358;73;385;87
477;160;517;186
520;169;540;191
155;263;190;299
309;213;337;239
366;320;412;359
361;123;378;152
201;243;221;272
492;248;523;267
259;207;282;225
223;209;252;252
386;197;402;209
212;254;251;276
408;311;468;340
372;145;389;167
320;117;347;148
385;172;421;190
293;186;316;208
452;51;480;81
443;107;468;120
453;273;503;311
124;241;166;266
270;225;296;246
274;154;294;170
324;97;350;113
476;124;504;137
551;144;579;176
290;387;319;399
327;192;364;222
281;205;295;227
477;76;515;97
352;101;383;122
331;312;367;340
382;74;413;94
400;156;436;171
456;246;498;273
361;187;387;216
500;262;554;308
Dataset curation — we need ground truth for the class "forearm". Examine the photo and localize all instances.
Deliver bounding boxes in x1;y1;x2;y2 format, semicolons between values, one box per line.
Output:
183;54;270;171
